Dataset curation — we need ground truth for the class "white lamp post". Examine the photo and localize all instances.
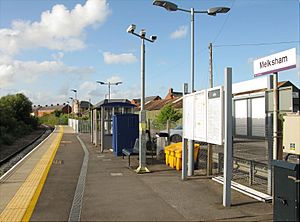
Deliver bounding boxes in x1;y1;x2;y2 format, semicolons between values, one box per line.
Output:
127;24;157;173
153;0;230;176
96;81;122;100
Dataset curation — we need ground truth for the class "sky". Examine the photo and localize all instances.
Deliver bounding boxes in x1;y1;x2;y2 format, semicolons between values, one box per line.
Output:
0;0;299;106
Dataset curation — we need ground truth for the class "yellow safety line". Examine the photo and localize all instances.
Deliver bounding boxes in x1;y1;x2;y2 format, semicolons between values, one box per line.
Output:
0;126;64;222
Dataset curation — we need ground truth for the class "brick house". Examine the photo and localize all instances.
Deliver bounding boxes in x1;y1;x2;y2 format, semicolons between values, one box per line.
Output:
34;103;72;117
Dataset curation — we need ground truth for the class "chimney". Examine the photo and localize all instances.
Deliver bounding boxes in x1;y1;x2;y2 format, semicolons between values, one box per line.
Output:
168;88;173;94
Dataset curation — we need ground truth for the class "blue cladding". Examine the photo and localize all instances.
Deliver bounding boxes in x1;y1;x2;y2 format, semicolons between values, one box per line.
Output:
112;114;139;156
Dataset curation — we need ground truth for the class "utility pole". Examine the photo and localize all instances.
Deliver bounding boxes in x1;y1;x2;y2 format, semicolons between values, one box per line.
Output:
207;43;213;176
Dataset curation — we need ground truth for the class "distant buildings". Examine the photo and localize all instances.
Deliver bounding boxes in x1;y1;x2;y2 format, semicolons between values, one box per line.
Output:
31;103;71;117
31;100;92;117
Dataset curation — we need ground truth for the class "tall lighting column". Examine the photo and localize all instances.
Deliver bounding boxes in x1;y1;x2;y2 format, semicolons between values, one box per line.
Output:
127;24;157;173
153;0;230;177
96;81;122;100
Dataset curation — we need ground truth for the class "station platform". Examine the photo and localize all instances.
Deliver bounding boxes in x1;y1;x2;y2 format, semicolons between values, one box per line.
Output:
0;126;273;221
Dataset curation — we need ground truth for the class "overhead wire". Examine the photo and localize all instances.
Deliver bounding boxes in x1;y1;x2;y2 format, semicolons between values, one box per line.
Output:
214;41;299;48
212;0;236;44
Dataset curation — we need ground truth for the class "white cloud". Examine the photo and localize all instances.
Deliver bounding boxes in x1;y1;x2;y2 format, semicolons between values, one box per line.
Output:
170;26;188;39
0;60;94;87
103;52;137;64
52;52;64;60
0;0;111;55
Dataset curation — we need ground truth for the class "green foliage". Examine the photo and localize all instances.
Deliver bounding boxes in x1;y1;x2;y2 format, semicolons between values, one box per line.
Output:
155;104;182;126
0;93;38;145
38;113;68;127
54;109;62;117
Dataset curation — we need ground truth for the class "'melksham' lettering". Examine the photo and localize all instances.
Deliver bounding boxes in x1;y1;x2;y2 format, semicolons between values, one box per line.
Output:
259;56;288;69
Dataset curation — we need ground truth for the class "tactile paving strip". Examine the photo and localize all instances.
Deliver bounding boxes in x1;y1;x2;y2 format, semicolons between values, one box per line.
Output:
0;126;63;222
68;135;89;222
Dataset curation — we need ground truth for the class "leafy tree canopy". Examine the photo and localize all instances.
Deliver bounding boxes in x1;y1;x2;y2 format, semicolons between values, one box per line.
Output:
155;104;182;125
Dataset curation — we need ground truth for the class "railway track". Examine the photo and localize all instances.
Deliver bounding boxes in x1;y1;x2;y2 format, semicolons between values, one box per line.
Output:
0;125;54;177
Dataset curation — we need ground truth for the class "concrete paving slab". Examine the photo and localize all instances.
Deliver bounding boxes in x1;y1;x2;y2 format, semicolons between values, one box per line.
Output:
30;130;84;221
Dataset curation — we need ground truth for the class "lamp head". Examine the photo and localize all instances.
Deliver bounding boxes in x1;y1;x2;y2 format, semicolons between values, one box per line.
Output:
150;35;157;42
126;24;136;33
153;0;178;11
207;7;230;16
96;81;105;85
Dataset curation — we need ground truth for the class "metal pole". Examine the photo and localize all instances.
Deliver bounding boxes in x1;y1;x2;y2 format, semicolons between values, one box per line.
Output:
223;67;233;207
207;43;213;176
273;72;278;160
108;82;111;100
267;75;273;195
182;83;188;181
136;38;149;173
188;7;195;177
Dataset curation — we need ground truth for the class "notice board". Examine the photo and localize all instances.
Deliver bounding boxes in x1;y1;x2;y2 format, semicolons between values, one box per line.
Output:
183;94;194;140
194;90;207;142
206;86;223;145
183;86;223;145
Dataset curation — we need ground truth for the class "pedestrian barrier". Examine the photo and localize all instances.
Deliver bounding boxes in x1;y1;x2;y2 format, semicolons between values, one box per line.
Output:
164;142;199;171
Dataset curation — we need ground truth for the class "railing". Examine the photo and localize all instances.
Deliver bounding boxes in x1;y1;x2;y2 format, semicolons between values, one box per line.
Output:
68;119;90;133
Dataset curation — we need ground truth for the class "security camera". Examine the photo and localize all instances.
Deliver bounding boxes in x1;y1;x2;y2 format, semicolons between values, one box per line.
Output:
150;35;157;42
126;24;136;33
140;29;146;38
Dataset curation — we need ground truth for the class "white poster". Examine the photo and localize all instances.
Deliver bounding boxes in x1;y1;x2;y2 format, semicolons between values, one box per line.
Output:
183;94;194;140
194;90;207;142
206;87;223;145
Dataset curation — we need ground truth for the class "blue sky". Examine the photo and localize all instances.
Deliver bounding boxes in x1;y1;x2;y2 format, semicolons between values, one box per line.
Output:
0;0;299;105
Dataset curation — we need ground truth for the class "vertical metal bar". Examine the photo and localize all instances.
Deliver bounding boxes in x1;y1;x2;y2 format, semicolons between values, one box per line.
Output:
182;83;188;181
108;82;111;100
267;75;273;195
188;8;195;177
100;107;104;152
136;38;149;173
207;43;213;176
167;120;170;145
273;72;278;160
223;67;233;207
249;161;253;186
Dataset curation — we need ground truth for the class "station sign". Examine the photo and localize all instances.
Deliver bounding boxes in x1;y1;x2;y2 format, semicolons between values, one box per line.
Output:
253;48;296;77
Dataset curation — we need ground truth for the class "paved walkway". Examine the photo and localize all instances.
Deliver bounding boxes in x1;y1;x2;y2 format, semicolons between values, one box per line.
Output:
0;126;273;221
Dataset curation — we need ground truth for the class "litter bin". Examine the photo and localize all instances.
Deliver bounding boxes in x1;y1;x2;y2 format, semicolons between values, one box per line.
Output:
272;159;300;221
156;132;169;160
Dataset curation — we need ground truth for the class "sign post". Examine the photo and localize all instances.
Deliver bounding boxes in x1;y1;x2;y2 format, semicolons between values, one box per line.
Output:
253;48;296;161
223;67;233;207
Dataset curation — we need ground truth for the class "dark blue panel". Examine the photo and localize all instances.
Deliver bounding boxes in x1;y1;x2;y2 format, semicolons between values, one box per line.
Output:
112;114;139;156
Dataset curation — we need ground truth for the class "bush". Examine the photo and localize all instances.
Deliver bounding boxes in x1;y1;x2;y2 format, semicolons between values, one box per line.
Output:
0;93;38;146
38;113;68;126
155;104;182;126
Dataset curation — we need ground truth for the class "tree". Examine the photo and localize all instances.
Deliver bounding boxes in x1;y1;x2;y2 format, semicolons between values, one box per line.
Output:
0;93;38;145
155;104;182;125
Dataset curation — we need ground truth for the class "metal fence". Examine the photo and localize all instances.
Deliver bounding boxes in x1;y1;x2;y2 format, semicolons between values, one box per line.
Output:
68;119;91;133
196;138;270;195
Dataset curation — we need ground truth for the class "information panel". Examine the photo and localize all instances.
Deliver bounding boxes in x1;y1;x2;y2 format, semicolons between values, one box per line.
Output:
206;86;223;145
183;86;223;145
194;90;207;142
183;94;194;140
